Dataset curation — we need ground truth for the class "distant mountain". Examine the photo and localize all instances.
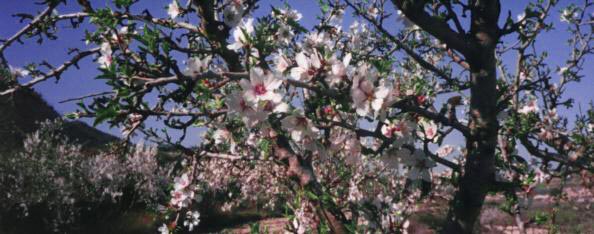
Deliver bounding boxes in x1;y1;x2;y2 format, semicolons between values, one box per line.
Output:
0;88;118;152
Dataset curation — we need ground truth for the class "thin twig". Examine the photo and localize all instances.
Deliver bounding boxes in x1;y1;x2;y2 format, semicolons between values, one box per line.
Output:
59;91;115;103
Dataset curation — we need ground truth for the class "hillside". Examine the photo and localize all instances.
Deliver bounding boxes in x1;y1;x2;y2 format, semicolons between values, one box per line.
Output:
0;88;118;152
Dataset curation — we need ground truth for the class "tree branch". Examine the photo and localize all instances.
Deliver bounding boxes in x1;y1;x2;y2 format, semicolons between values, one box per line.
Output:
344;0;469;89
0;47;100;96
391;0;474;56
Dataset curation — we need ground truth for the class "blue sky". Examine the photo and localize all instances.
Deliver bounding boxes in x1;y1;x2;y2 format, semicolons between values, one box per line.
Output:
1;0;592;147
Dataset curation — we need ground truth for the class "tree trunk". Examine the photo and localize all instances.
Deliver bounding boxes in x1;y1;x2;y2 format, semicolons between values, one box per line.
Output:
442;1;500;233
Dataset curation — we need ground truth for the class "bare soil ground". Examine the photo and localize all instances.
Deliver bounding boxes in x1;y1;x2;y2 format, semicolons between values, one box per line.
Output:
209;182;593;234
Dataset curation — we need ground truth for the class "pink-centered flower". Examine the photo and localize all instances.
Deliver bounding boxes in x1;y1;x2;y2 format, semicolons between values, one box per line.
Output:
302;32;330;50
226;91;267;127
170;189;194;208
290;51;322;81
381;119;414;138
281;112;319;142
170;172;195;208
417;119;438;142
351;64;392;116
97;42;113;68
240;68;283;103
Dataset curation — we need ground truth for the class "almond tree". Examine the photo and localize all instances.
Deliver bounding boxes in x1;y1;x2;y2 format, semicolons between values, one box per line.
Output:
1;0;593;233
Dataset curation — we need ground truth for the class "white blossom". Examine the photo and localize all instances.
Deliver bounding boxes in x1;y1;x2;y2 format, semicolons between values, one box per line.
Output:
325;53;351;87
276;24;294;45
227;18;255;51
348;21;372;51
281;112;319;142
278;8;302;21
517;12;526;22
351;64;392;116
417;119;438;142
97;42;113;68
381;119;415;139
183;56;211;76
558;65;569;76
226;91;267;128
273;51;290;73
170;172;196;208
167;0;181;19
518;99;539;115
302;32;331;51
241;68;283;103
560;8;578;23
290;51;322;81
400;148;435;182
9;65;29;78
158;224;169;234
183;210;201;231
213;128;237;153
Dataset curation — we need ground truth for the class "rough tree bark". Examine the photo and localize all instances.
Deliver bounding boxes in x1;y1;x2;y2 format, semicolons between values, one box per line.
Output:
392;0;502;232
442;1;501;233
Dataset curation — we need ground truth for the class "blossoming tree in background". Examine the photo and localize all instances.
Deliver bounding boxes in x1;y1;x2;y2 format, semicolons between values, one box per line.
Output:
1;0;593;233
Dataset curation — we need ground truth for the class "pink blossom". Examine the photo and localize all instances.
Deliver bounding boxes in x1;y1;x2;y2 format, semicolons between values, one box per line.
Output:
417;119;438;142
240;68;283;103
290;51;322;81
226;91;267;128
273;51;290;73
173;173;190;191
97;42;113;68
325;53;351;87
381;120;414;139
436;145;454;157
518;99;539;115
351;64;392;116
281;112;319;142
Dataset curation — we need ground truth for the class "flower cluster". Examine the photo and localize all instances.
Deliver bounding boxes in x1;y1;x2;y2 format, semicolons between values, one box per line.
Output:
170;173;195;208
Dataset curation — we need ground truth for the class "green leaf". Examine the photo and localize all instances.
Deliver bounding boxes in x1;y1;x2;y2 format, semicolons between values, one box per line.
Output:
258;138;271;160
114;0;133;8
318;0;329;14
64;113;79;120
249;223;260;234
96;64;117;80
93;105;118;126
305;190;319;200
